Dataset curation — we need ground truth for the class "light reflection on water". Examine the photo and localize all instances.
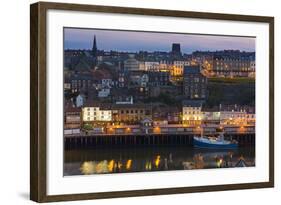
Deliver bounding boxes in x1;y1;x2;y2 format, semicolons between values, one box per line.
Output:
64;146;255;176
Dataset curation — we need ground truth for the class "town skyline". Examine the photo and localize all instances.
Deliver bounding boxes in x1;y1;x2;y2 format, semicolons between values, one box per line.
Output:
64;28;256;175
64;28;256;54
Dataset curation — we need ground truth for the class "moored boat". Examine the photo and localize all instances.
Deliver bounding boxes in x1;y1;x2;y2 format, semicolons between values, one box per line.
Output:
193;131;238;149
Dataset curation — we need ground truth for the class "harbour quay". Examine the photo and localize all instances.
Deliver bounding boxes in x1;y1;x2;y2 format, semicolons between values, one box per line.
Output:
64;125;255;149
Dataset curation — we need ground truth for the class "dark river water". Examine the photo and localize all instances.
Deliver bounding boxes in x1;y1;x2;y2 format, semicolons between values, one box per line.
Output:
64;146;255;176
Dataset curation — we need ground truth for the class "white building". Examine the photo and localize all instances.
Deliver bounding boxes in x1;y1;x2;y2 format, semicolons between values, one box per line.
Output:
201;111;221;121
220;110;255;125
182;102;203;125
143;61;160;71
82;107;112;122
75;94;85;107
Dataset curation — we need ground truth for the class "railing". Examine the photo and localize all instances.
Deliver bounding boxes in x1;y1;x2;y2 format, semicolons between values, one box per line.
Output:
64;125;255;137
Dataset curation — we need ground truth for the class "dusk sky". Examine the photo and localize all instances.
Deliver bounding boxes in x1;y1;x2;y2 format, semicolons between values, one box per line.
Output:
64;28;255;54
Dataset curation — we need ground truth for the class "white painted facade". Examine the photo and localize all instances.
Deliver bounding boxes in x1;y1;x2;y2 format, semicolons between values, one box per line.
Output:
82;107;112;122
182;106;203;121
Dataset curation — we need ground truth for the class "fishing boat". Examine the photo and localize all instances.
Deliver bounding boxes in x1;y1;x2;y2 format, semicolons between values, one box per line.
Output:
193;128;238;149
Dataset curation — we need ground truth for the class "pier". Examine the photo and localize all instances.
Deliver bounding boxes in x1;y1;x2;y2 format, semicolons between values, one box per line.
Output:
64;131;255;149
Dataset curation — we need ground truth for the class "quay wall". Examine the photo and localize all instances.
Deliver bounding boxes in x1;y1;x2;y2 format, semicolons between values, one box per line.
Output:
64;133;255;149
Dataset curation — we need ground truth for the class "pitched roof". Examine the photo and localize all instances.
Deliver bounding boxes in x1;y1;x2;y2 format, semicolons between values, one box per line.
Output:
182;100;203;107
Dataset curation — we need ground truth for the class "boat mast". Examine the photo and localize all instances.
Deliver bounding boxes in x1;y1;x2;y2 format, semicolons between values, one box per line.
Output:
219;126;224;141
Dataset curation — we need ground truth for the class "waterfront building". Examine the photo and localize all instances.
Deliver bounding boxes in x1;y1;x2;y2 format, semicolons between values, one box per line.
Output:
152;106;181;123
112;104;152;124
82;106;112;122
220;110;255;125
201;108;221;124
64;107;82;129
183;65;207;99
182;100;203;125
201;104;255;125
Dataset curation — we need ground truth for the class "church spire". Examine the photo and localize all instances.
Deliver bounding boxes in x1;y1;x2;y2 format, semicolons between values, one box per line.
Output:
92;35;97;57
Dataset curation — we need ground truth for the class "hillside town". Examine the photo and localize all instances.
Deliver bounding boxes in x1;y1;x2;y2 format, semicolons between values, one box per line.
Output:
64;36;256;136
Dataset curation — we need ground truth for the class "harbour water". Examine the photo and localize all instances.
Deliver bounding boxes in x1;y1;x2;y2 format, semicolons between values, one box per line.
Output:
64;145;255;176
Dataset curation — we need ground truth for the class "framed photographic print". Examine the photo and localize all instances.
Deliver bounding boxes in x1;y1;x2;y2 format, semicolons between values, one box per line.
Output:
30;1;274;202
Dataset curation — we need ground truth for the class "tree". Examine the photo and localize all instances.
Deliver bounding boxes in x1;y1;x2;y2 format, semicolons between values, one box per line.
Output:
83;123;93;130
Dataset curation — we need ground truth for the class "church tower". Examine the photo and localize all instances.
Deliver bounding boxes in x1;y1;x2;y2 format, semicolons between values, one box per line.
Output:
92;35;97;57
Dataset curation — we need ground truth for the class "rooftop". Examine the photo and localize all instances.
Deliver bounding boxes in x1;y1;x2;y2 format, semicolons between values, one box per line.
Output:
182;100;203;107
